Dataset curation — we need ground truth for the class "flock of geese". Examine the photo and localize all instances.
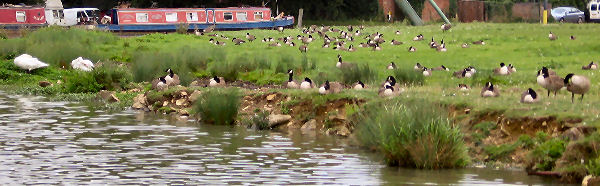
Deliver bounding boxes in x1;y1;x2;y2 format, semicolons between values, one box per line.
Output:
9;24;594;104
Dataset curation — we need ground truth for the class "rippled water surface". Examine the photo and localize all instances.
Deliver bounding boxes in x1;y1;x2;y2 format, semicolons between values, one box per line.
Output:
0;91;557;185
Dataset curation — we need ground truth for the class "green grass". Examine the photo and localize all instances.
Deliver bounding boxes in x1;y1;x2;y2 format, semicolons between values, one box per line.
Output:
192;88;241;125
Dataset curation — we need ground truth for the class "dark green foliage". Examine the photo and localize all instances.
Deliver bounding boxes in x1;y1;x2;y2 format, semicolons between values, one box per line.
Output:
587;155;600;176
529;138;567;171
192;88;241;125
92;62;133;91
356;98;469;169
245;110;270;130
64;71;103;93
339;64;377;85
392;68;424;86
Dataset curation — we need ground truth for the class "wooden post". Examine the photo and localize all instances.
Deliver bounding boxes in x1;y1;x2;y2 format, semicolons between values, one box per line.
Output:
297;9;304;28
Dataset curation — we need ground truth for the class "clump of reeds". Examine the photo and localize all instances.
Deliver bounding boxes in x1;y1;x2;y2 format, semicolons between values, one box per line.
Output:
192;88;241;125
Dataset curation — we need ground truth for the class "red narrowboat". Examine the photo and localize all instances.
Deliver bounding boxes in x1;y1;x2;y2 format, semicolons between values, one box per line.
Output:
0;5;47;28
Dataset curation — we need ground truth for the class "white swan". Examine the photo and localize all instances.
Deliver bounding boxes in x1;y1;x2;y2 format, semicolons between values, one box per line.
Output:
71;57;94;71
13;54;49;72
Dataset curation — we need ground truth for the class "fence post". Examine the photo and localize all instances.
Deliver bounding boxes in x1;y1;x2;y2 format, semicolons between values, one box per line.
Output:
297;9;303;28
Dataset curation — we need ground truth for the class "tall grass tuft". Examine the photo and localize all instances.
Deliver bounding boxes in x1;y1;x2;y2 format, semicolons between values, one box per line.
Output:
356;98;469;169
392;68;425;86
192;88;241;125
339;64;377;85
64;71;103;93
92;61;133;91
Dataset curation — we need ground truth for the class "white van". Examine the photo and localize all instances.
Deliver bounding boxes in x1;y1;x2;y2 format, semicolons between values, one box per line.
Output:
45;8;99;26
589;0;600;22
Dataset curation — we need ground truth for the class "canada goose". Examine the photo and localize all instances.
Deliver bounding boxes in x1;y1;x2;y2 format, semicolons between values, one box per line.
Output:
441;24;452;32
521;88;539;103
302;35;313;44
387;62;396;70
246;33;256;42
378;85;398;97
372;44;382;51
347;25;353;32
432;65;449;71
359;43;368;48
437;40;447;52
347;44;356;52
472;40;485;45
13;54;49;73
564;74;591;102
508;64;517;73
549;31;557;40
209;38;215;44
429;37;438;48
269;42;281;47
71;57;94;71
461;43;470;48
390;39;403;45
203;25;215;33
493;63;510;75
286;69;299;89
336;54;357;69
382;76;401;90
277;26;284;32
354;30;361;36
408;46;417;52
412;34;424;41
422;67;432;76
467;66;477;74
352;81;365;90
414;63;423;70
151;76;168;91
454;68;473;78
481;82;499;97
319;80;344;94
300;77;315;89
164;68;180;86
194;30;203;36
322;43;330;48
299;45;308;53
232;38;246;45
395;30;401;35
582;62;598;70
570;35;576;40
288;42;296;47
215;41;226;46
330;28;340;32
538;67;564;96
209;76;225;87
458;84;470;91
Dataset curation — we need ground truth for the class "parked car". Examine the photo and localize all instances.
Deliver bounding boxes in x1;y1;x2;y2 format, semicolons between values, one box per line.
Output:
589;0;600;22
551;7;585;23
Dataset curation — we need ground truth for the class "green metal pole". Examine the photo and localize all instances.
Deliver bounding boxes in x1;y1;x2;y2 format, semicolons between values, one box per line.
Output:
393;0;423;26
427;0;451;24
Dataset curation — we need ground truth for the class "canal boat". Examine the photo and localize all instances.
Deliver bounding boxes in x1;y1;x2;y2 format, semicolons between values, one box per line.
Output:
0;4;47;29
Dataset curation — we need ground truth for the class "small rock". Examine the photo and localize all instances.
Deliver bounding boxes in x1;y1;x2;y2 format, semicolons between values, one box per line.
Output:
97;90;119;103
266;94;277;101
189;90;202;103
582;175;600;186
163;101;169;107
301;119;317;131
178;109;189;116
175;98;188;106
189;80;202;87
180;91;188;97
38;81;52;87
132;94;147;109
336;126;351;137
268;114;291;128
56;80;62;84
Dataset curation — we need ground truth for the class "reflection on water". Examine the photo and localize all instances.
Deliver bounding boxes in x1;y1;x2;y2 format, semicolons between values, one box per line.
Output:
0;91;557;185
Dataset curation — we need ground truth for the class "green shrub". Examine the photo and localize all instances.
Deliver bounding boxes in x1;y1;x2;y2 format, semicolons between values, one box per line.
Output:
64;71;103;93
392;68;424;86
356;99;469;169
587;155;600;176
92;62;132;91
484;143;519;161
245;110;270;130
339;64;377;85
192;88;241;125
529;138;567;171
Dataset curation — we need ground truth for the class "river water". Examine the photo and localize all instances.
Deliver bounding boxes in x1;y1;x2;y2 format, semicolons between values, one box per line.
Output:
0;91;558;185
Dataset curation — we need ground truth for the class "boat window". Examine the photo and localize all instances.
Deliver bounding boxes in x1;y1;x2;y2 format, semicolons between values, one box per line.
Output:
592;4;598;11
224;12;233;21
16;11;26;22
136;13;148;22
166;12;178;22
186;12;198;21
52;10;64;19
254;11;263;20
237;12;247;21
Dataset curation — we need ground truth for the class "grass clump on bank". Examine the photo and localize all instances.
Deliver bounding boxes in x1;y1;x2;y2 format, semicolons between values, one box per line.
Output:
356;98;469;169
192;88;241;125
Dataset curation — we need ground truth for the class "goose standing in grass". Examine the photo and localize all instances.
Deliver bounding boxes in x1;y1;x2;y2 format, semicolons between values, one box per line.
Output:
387;62;396;70
390;39;403;45
408;46;417;52
493;63;510;75
299;45;308;53
209;76;225;87
461;43;470;48
300;77;315;89
521;88;539;103
14;54;49;73
548;31;557;40
151;77;168;91
378;85;399;97
71;57;94;71
441;24;452;32
352;81;365;90
481;82;500;97
286;69;299;89
429;37;438;48
413;34;424;41
458;84;470;91
422;67;432;76
246;33;256;42
436;40;447;52
432;65;449;71
164;68;180;86
564;74;591;102
570;35;576;40
414;63;423;70
582;62;598;70
537;67;564;96
336;54;357;69
472;40;485;45
508;64;516;73
319;80;344;94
